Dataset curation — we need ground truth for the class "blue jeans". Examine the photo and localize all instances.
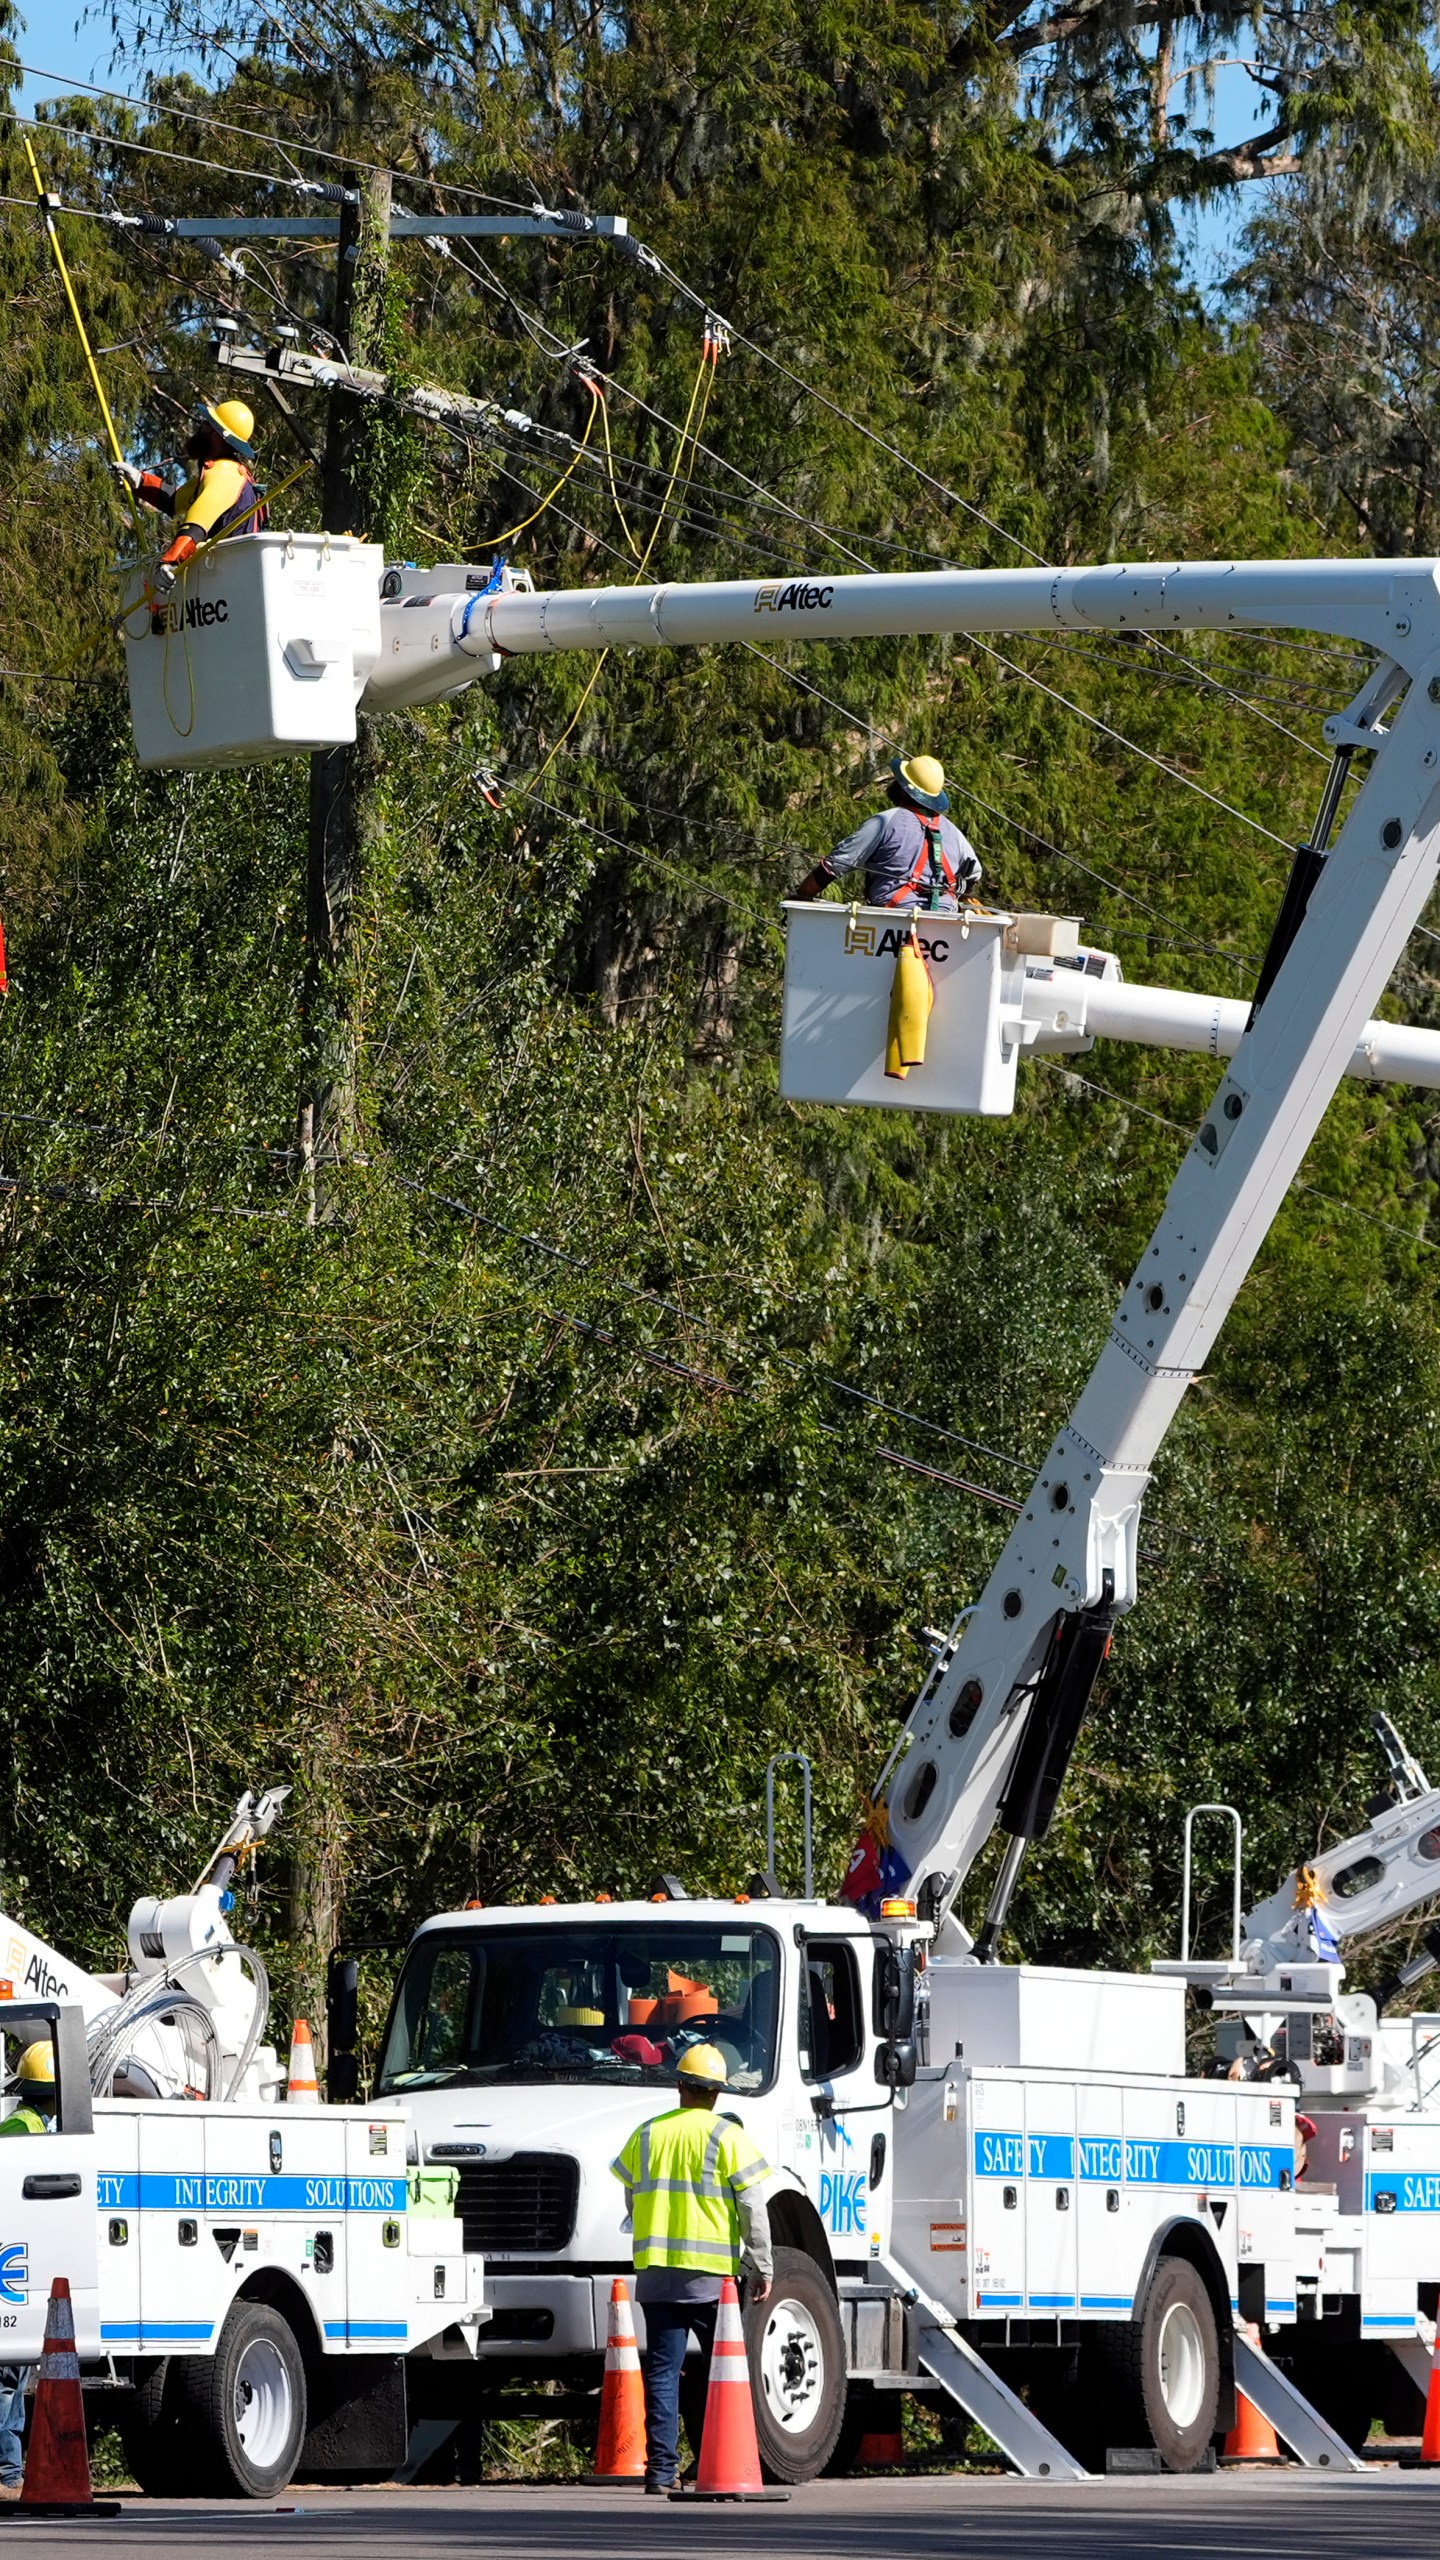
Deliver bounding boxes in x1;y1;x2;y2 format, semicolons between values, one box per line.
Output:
641;2299;718;2485
0;2366;26;2487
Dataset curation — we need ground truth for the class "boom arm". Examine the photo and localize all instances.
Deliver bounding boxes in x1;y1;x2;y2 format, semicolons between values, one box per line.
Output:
365;554;1440;1941
883;637;1440;1944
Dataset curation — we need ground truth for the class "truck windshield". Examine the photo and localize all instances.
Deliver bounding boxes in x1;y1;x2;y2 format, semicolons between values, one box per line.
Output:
376;1923;781;2095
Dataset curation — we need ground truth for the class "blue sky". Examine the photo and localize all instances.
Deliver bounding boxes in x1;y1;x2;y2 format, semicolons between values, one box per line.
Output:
13;3;137;113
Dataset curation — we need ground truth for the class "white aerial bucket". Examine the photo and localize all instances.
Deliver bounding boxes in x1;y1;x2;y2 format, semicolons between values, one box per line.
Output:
122;531;383;772
779;903;1069;1116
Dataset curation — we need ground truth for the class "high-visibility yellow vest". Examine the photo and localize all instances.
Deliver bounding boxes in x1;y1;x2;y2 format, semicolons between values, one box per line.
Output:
612;2107;769;2276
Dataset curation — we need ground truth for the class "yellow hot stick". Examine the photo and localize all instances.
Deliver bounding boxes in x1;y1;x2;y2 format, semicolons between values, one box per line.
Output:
22;133;143;539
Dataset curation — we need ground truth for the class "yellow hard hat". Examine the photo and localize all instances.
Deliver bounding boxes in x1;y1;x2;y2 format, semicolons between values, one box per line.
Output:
892;752;948;814
676;2042;729;2089
200;398;256;455
556;2006;605;2027
15;2043;54;2089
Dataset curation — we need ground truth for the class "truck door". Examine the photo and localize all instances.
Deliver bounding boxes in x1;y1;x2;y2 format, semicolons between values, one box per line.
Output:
798;1939;884;2259
0;2006;99;2358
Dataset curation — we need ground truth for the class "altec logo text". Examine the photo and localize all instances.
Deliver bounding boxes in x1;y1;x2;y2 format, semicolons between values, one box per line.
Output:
847;925;950;963
158;596;230;636
753;581;834;614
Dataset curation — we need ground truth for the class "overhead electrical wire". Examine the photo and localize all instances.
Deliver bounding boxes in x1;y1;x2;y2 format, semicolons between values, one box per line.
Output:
13;60;1375;702
17;86;1417;956
8;57;539;210
4;96;1343;830
1040;1058;1440;1257
393;1170;1060;1513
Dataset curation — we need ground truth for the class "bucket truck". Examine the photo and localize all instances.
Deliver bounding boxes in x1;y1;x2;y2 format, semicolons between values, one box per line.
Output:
285;549;1440;2484
130;539;1440;2473
0;1791;485;2498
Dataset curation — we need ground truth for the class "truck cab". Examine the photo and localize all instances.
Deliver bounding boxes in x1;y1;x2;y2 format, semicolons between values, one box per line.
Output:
374;1892;905;2478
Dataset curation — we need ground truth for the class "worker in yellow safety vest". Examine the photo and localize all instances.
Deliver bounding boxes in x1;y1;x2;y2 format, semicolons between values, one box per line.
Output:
611;2043;773;2493
0;2042;55;2139
114;399;268;618
0;2043;55;2498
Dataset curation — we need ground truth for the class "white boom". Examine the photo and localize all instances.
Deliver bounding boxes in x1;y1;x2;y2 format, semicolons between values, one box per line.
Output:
361;554;1427;712
0;1785;290;2099
363;553;1440;1950
1029;958;1440;1089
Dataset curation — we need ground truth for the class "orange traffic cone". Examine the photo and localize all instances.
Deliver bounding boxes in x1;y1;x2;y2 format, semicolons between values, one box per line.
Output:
17;2277;121;2517
1420;2332;1440;2462
588;2279;646;2482
286;2017;321;2106
679;2279;788;2503
1221;2324;1284;2465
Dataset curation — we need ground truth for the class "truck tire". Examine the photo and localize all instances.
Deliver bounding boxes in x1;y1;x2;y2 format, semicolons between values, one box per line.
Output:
744;2248;847;2484
1090;2256;1220;2472
177;2300;309;2498
116;2360;199;2498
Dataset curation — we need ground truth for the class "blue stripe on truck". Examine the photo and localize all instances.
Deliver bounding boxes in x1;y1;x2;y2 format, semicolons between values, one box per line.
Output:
96;2173;407;2214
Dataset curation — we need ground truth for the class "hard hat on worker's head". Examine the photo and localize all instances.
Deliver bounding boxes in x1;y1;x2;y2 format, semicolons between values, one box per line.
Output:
891;751;949;815
197;398;256;459
14;2043;54;2091
675;2042;730;2091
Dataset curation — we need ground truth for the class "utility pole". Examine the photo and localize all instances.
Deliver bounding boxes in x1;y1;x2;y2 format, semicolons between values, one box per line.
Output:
298;168;392;1220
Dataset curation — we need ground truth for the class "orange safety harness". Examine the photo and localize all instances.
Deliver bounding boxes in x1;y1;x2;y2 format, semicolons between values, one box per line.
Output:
881;814;957;911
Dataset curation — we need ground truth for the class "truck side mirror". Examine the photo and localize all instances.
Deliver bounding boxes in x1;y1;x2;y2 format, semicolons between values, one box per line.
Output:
874;1943;916;2041
874;1944;917;2087
326;1952;360;2103
875;2037;917;2090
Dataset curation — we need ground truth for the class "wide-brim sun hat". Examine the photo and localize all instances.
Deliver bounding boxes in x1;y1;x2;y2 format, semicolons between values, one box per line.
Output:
891;751;949;815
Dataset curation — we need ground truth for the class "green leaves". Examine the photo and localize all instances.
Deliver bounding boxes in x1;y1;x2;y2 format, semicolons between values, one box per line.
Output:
0;0;1438;2028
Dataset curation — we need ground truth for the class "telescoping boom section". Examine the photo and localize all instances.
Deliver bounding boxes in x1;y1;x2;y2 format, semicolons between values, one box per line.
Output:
363;555;1440;1944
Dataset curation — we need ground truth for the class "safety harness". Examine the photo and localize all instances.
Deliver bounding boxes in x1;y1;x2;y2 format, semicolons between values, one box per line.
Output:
881;813;957;912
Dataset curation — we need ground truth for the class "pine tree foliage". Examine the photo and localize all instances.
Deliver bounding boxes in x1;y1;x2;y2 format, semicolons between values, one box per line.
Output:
0;0;1438;2036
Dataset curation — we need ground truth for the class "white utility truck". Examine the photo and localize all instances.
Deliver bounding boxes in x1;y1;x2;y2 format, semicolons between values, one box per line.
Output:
0;1792;484;2496
132;535;1440;2475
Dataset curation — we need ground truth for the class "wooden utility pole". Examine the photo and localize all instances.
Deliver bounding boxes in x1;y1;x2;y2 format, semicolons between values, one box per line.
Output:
299;169;392;1219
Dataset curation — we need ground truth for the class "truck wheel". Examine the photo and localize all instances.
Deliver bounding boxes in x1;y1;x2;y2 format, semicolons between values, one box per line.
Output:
178;2301;308;2498
744;2248;847;2484
1094;2257;1219;2473
116;2361;199;2498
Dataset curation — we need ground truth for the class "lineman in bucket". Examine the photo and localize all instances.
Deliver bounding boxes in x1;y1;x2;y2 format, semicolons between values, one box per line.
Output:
789;752;982;914
611;2044;773;2494
114;399;267;625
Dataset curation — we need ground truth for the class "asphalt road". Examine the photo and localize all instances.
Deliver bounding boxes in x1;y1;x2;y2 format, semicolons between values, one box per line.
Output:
4;2475;1440;2558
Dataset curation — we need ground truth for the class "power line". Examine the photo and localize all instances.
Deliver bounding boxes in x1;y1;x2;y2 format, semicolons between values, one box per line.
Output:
1040;1057;1440;1255
967;638;1295;852
9;58;538;211
390;1166;1043;1480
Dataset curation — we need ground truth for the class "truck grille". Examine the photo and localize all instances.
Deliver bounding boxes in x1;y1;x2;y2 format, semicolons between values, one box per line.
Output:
453;2153;579;2253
